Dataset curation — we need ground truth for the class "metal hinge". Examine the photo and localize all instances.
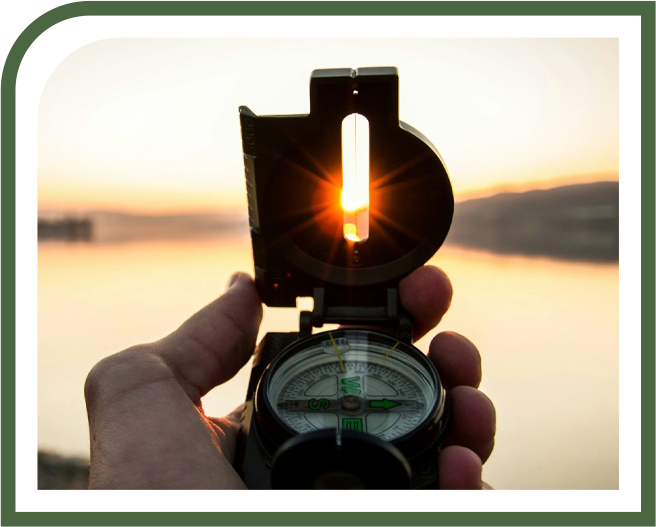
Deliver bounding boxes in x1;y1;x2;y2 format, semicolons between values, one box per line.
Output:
299;287;413;343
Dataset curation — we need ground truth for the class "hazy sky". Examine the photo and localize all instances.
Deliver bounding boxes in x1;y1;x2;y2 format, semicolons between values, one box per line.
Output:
38;38;619;214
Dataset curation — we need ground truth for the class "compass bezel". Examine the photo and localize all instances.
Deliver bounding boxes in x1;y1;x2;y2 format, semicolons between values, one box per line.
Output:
254;328;448;464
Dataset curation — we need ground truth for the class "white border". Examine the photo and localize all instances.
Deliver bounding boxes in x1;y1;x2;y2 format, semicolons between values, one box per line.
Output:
15;15;641;513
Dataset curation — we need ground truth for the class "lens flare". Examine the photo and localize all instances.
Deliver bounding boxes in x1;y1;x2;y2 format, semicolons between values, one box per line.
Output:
341;113;370;243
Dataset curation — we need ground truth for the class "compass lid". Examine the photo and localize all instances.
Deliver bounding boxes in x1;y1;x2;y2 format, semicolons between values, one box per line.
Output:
239;68;453;330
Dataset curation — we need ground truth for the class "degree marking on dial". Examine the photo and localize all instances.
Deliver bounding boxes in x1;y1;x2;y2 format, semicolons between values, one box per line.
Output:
329;333;347;374
381;341;400;361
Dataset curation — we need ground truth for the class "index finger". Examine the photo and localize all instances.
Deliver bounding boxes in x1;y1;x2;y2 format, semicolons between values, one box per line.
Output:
399;265;453;341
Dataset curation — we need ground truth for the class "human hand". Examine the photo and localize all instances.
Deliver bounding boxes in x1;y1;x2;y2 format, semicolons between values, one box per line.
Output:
84;267;495;489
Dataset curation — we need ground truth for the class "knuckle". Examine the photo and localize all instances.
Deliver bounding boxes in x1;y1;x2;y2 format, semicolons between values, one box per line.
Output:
84;345;156;407
84;357;113;403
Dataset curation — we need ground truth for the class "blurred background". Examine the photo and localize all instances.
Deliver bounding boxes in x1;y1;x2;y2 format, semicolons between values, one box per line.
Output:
37;38;618;490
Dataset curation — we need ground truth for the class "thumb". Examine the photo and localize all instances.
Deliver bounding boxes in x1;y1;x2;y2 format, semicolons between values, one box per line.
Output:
157;272;263;399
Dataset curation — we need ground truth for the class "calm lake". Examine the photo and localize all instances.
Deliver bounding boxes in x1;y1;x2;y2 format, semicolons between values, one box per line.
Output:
38;234;618;490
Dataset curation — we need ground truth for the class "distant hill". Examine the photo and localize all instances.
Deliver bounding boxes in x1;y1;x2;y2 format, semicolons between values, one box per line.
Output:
39;182;619;262
448;181;619;262
38;210;249;243
38;451;88;490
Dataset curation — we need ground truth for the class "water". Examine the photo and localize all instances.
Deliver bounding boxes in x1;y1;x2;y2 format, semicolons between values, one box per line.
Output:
38;235;618;489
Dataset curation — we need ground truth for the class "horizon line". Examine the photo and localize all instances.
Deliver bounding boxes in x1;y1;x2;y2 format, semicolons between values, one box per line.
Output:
39;175;619;217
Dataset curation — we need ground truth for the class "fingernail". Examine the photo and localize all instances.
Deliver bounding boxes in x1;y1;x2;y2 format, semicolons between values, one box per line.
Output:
226;273;240;291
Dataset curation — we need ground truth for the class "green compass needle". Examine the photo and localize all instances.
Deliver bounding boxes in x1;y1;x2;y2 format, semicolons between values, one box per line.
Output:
369;399;402;410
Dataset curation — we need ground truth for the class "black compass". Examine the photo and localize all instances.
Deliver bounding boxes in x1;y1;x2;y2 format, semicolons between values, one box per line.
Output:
234;67;454;489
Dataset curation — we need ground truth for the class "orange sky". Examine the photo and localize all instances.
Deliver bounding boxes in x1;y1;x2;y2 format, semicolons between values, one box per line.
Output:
38;38;619;215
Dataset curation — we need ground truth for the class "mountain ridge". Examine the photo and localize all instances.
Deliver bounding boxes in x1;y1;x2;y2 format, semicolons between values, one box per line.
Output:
448;181;618;262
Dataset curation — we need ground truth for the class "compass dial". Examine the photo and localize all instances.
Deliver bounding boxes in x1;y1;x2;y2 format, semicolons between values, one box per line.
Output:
260;330;443;444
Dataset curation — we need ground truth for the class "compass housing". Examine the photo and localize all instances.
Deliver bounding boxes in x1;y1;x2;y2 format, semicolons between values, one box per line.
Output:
254;329;448;470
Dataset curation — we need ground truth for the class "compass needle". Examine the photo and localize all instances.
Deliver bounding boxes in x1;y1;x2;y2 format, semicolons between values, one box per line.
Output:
369;399;402;410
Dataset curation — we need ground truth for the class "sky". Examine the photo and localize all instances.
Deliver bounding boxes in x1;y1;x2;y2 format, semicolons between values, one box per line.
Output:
38;38;619;215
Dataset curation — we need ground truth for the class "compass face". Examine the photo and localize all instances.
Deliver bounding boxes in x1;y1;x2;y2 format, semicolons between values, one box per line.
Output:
263;330;441;443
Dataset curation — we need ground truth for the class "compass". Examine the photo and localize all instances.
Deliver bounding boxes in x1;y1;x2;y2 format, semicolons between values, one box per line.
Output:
234;67;454;489
257;329;446;451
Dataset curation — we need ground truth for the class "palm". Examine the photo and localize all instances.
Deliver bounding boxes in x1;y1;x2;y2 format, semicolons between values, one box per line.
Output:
86;269;495;489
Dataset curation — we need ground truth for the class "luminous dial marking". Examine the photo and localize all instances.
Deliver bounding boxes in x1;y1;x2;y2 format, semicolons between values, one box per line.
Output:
278;398;421;412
